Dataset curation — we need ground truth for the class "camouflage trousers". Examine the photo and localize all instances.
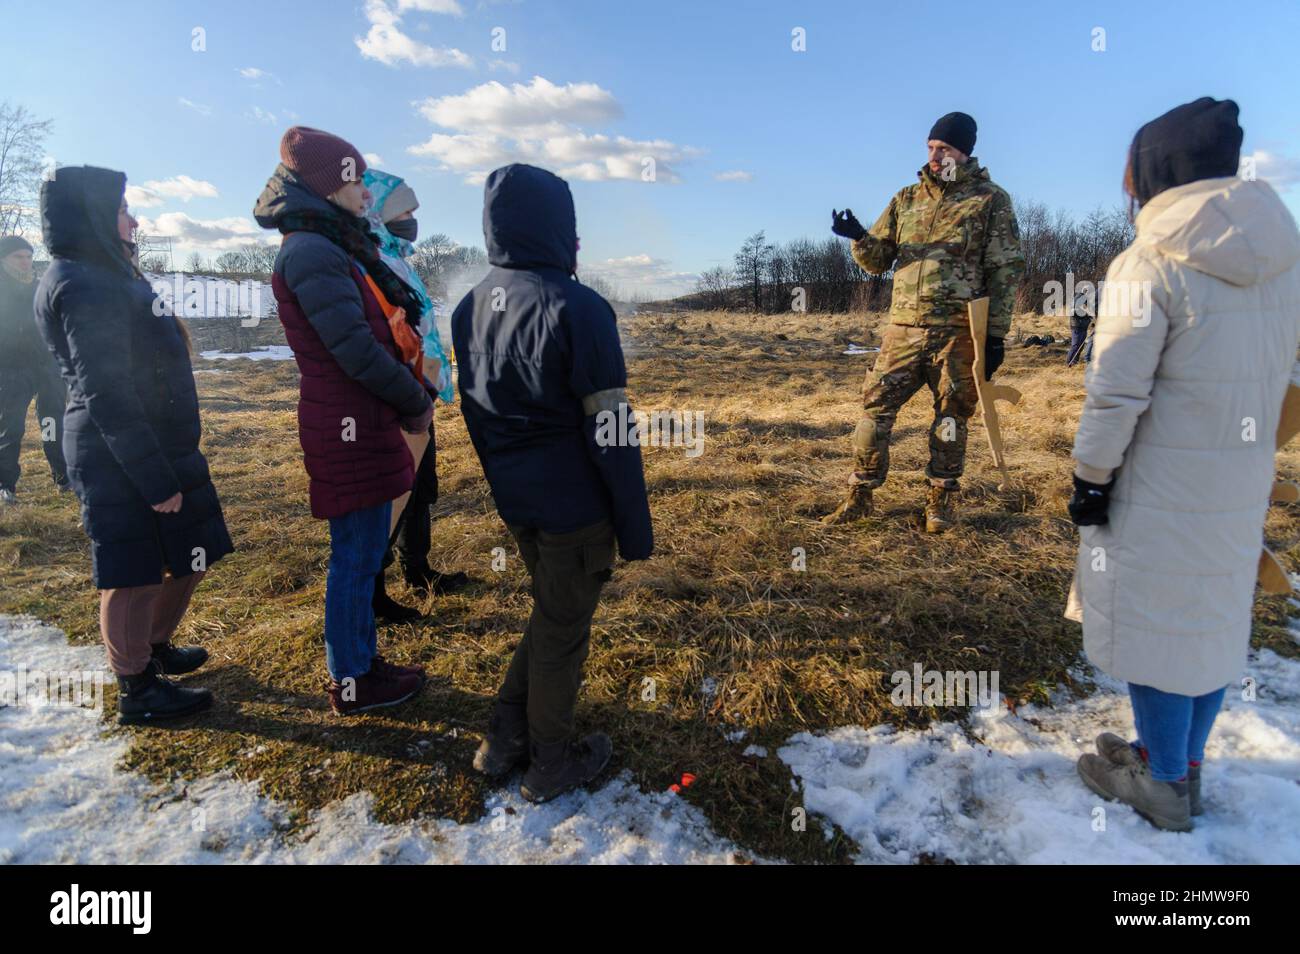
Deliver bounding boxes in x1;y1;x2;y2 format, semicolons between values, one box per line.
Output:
847;324;978;490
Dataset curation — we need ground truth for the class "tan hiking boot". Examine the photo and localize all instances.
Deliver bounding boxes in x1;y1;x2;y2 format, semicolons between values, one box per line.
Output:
924;485;956;533
1096;732;1143;769
1077;753;1192;832
822;486;873;525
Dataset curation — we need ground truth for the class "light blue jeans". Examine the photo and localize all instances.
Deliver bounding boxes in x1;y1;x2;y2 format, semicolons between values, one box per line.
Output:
1128;682;1228;782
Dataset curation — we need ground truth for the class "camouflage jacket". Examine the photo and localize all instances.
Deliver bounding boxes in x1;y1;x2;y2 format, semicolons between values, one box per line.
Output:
851;159;1024;337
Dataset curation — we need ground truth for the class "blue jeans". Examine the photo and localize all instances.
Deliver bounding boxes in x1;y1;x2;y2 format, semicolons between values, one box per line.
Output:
324;501;391;681
1128;682;1228;781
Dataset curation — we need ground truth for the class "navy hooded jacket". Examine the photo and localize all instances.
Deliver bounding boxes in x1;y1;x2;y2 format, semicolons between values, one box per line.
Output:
34;165;233;589
451;164;652;560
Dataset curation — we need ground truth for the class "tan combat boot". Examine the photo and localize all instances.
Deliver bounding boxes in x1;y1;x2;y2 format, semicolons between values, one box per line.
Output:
822;485;873;525
1077;753;1192;832
924;485;956;534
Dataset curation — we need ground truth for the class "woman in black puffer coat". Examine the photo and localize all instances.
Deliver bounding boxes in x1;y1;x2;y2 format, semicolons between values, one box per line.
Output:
34;165;233;724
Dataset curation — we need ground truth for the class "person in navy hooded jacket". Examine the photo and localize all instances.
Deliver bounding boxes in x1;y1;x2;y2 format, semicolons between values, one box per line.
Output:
35;166;233;724
453;163;652;803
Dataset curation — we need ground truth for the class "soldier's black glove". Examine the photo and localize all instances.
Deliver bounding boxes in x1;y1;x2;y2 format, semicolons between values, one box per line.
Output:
1068;474;1115;526
831;208;866;241
984;336;1005;380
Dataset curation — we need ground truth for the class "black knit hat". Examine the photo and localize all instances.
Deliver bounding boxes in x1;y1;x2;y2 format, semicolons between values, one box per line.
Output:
1128;97;1243;206
928;112;977;156
0;235;33;258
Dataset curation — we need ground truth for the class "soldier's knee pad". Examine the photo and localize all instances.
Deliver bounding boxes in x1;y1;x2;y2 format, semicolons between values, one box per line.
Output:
851;417;879;454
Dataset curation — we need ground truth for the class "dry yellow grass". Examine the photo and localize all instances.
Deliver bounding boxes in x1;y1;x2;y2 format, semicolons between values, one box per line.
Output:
2;307;1297;863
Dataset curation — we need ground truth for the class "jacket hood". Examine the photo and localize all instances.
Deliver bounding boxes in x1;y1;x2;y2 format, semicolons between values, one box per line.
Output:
254;163;341;230
1137;176;1300;287
482;164;576;272
40;165;133;273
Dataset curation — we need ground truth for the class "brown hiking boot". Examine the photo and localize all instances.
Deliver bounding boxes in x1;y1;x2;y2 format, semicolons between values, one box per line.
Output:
822;486;873;525
328;664;423;716
924;485;956;533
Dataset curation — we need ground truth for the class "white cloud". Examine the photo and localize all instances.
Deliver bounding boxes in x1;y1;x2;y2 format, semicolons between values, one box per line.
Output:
356;0;472;69
582;253;698;297
415;76;620;136
125;176;219;209
396;0;463;13
364;153;385;167
136;213;267;254
237;67;280;84
246;106;278;125
408;76;700;184
715;170;753;182
177;97;211;116
1245;149;1300;191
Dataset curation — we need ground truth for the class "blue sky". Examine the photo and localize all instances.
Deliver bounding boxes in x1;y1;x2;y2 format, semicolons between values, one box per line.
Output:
5;0;1298;296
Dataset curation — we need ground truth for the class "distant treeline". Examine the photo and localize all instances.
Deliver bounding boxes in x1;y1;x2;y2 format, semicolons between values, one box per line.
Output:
684;202;1135;315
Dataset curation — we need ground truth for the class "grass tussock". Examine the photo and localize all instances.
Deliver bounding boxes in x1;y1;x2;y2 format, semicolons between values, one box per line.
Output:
3;308;1297;863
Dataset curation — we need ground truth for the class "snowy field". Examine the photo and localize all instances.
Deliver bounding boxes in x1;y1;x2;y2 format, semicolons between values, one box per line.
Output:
2;613;1297;865
198;345;295;362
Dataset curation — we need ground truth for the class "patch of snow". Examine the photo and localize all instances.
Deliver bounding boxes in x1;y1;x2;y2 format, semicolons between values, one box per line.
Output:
198;345;294;362
0;616;749;865
7;610;1298;865
743;745;768;758
779;655;1300;864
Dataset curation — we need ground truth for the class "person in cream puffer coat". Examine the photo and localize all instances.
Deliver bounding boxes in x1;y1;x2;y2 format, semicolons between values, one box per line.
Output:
1067;98;1300;831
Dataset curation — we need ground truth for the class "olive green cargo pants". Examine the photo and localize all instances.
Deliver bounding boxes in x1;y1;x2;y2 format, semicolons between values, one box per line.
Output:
847;324;979;490
498;519;616;746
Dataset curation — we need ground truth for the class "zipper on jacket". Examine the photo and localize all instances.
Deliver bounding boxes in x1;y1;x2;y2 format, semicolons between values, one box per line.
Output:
916;174;948;324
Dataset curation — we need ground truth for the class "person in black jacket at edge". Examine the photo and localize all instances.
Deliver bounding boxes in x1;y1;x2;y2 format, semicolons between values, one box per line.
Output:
34;166;234;724
454;163;653;804
0;234;69;502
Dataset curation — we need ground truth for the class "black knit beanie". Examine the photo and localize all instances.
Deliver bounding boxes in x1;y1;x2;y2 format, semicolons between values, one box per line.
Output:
1128;97;1243;206
928;112;977;156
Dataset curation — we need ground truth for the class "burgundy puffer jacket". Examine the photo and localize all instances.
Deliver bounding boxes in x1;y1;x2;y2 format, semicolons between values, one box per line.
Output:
273;256;424;519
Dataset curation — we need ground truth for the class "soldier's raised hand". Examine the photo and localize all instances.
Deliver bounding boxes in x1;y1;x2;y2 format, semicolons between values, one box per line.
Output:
831;208;865;241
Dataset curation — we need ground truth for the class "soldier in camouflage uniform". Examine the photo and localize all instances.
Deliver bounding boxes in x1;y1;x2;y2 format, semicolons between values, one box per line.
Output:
824;112;1024;532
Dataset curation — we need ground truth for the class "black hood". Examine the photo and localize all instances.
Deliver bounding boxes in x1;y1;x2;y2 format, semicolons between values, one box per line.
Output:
482;164;577;272
40;165;133;274
254;163;342;230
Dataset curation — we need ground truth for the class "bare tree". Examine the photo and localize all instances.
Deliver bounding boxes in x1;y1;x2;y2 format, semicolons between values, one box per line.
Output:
213;243;278;278
695;266;733;310
409;233;488;301
0;102;53;238
734;231;773;312
582;273;621;302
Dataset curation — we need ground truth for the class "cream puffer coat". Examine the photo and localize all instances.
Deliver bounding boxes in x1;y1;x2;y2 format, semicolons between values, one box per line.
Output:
1066;176;1300;696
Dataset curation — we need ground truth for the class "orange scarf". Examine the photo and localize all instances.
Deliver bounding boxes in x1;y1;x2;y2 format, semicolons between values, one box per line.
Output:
363;272;423;371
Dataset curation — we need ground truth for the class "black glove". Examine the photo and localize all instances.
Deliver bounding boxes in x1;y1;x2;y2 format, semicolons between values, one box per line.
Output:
983;336;1005;380
1068;474;1115;526
832;208;866;242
